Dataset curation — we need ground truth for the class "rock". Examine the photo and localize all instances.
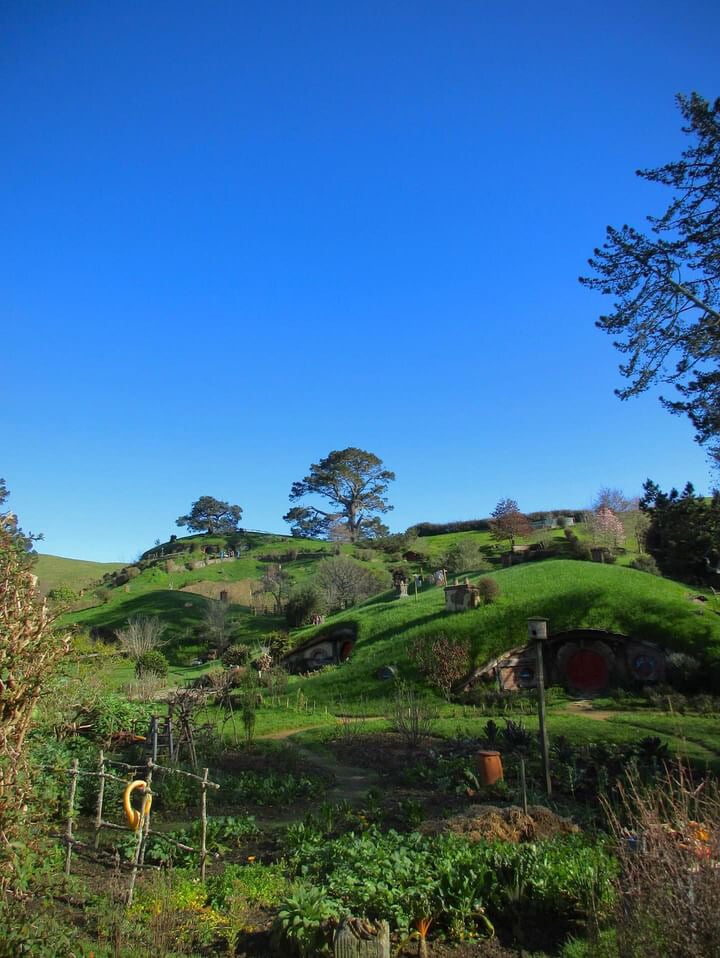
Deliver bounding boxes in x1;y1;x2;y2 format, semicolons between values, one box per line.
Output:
376;665;398;681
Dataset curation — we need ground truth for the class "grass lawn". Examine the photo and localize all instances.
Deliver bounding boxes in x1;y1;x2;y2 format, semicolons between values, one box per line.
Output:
291;559;720;705
34;553;124;595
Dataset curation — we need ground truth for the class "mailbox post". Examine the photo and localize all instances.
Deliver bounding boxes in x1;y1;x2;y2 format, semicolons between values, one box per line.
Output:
528;617;552;796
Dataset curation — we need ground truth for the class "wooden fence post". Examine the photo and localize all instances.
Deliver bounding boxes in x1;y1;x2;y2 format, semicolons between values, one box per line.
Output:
199;767;209;880
150;716;159;764
94;749;106;850
64;759;79;877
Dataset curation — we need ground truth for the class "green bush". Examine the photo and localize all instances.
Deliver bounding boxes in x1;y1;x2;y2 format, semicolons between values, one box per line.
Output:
285;585;327;628
221;644;250;667
631;554;661;575
46;585;79;605
443;540;483;575
476;576;500;604
266;630;291;662
135;650;169;678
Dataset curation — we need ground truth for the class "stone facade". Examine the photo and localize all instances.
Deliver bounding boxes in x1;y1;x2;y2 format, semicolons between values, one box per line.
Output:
444;581;482;612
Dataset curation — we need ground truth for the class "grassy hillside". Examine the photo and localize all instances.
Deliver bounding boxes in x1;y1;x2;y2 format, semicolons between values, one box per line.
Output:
293;560;720;703
33;553;124;595
61;519;655;665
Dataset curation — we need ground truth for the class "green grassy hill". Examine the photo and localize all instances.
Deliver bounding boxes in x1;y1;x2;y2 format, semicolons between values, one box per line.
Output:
60;519;656;667
293;560;720;703
34;554;124;595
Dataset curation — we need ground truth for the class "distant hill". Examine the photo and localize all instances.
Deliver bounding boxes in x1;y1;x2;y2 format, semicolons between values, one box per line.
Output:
34;554;125;596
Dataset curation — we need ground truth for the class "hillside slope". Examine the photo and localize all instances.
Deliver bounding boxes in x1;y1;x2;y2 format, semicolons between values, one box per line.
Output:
34;554;124;595
294;560;720;702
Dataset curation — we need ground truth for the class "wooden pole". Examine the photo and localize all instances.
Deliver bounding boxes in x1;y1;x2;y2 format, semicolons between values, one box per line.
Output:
200;767;209;880
150;715;159;764
534;640;552;796
166;713;174;762
138;760;154;868
64;759;79;876
94;749;106;850
519;756;528;815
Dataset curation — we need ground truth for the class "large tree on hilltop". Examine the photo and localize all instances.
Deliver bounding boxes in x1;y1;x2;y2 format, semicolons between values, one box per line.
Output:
283;448;395;542
176;496;243;535
580;93;720;465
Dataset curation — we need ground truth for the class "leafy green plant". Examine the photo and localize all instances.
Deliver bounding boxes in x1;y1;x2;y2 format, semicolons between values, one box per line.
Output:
272;882;340;957
230;770;324;806
116;814;259;866
207;861;289;909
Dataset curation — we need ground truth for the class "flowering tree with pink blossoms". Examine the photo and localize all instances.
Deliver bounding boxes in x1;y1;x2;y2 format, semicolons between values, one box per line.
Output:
588;506;626;551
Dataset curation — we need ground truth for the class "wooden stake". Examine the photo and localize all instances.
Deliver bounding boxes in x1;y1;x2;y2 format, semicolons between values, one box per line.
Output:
93;750;106;850
200;767;209;880
167;712;175;762
519;756;528;815
150;715;159;764
535;640;552;796
64;759;79;876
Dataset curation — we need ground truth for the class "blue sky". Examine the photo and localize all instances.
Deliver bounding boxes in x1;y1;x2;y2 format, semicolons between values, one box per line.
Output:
2;1;718;561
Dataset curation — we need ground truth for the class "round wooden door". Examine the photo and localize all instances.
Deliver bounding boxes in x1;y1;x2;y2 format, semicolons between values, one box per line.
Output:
565;648;609;691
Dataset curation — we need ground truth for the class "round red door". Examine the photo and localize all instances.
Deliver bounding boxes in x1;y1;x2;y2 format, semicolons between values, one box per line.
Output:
565;649;609;691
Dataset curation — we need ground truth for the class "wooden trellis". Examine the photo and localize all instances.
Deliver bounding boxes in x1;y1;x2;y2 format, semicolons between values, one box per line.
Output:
42;746;219;906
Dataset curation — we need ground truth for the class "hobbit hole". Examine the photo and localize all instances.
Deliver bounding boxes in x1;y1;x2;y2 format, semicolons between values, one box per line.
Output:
476;629;665;695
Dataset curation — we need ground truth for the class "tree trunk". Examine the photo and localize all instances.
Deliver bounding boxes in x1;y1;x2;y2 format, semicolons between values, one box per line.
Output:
333;919;390;958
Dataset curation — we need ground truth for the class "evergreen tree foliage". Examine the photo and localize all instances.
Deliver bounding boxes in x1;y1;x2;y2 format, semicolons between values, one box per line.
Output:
581;93;720;462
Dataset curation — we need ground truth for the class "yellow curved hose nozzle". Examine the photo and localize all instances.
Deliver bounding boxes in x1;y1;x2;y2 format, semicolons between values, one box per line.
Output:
123;779;152;831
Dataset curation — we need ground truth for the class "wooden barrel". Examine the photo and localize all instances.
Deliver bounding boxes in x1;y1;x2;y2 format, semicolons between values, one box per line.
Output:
476;750;504;786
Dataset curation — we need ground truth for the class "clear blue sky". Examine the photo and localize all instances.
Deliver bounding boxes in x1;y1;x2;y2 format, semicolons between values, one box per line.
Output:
2;1;718;561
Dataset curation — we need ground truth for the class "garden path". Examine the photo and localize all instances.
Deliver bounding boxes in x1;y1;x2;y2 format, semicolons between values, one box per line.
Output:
564;700;615;721
258;724;381;803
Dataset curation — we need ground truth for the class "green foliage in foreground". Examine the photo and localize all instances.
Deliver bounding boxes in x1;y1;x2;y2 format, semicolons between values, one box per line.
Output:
277;827;615;951
293;560;720;703
116;815;260;866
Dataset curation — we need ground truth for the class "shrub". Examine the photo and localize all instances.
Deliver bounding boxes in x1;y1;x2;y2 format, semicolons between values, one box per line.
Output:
388;681;437;747
285;585;327;628
266;631;291;663
475;577;500;604
569;540;592;561
221;644;249;667
135;650;169;678
443;540;483;575
666;652;702;692
46;585;79;606
410;635;470;700
604;769;720;957
631;554;661;575
115;616;166;660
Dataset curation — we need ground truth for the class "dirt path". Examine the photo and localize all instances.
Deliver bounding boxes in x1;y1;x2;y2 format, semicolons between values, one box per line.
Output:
564;701;615;721
258;723;380;803
257;724;329;741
